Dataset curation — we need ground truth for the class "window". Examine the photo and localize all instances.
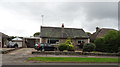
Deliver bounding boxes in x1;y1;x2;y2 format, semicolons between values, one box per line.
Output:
78;40;82;43
48;39;59;44
78;40;84;43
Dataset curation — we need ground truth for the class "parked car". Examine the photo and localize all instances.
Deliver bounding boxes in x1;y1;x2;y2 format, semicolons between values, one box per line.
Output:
7;41;18;48
34;43;57;51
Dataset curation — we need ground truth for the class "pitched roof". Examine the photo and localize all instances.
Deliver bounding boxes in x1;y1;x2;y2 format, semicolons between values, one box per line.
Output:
40;26;88;38
90;28;115;41
0;32;9;38
12;37;23;41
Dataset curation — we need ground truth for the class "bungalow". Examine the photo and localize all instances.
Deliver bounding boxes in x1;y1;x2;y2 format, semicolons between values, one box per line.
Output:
40;24;89;48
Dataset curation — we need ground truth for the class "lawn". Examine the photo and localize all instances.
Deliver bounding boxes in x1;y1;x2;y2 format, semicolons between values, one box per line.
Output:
28;57;119;63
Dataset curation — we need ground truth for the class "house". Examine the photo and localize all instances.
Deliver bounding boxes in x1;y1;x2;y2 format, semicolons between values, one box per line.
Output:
23;37;40;48
0;32;9;48
11;37;23;48
40;24;89;47
90;27;115;42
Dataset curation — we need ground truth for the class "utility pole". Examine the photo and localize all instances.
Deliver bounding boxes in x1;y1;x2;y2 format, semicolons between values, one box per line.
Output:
41;15;44;26
40;15;44;44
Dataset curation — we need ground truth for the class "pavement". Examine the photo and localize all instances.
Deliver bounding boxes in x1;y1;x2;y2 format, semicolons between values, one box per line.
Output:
1;48;120;66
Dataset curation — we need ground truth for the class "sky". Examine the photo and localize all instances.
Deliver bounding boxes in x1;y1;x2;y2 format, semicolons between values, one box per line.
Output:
0;0;119;37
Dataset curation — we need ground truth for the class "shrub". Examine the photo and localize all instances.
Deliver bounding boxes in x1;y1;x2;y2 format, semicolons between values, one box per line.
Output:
118;47;120;53
58;39;74;51
65;39;74;51
58;43;68;51
83;43;96;52
67;45;74;51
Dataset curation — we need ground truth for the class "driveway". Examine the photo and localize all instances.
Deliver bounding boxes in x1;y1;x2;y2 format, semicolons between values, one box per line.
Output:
1;48;15;51
2;48;35;65
7;48;35;55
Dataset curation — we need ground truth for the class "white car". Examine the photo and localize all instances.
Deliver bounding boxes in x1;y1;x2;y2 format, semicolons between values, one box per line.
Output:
7;41;18;48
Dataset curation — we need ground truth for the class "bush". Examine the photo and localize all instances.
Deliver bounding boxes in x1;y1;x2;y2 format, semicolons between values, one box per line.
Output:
118;47;120;52
83;43;96;52
58;43;68;51
67;45;74;51
58;39;74;51
65;39;74;51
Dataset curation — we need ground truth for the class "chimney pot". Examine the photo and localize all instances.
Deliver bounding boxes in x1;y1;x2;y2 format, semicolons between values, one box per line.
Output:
96;27;100;32
62;24;64;28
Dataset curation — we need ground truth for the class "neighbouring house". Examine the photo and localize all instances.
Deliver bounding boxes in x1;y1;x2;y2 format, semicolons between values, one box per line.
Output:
40;24;89;48
6;36;40;48
0;32;9;48
90;27;116;42
11;37;23;48
23;37;40;48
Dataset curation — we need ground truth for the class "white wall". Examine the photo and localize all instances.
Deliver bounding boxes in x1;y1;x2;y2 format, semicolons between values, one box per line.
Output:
13;42;22;47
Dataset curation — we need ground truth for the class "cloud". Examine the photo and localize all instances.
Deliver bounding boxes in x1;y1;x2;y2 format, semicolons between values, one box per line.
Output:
0;2;118;37
83;2;118;21
0;4;40;36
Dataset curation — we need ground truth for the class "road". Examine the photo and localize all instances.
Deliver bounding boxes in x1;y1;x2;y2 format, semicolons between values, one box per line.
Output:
1;48;119;66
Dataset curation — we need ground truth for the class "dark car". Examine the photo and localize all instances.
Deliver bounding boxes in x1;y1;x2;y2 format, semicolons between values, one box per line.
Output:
34;43;57;51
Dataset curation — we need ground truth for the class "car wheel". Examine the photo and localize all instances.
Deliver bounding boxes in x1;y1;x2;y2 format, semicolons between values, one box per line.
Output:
14;45;18;48
54;48;57;51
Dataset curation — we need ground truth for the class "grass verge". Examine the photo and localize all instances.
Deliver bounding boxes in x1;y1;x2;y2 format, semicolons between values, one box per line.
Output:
27;57;119;63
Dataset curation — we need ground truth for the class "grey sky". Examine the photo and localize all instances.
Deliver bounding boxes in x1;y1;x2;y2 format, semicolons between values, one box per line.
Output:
0;1;118;37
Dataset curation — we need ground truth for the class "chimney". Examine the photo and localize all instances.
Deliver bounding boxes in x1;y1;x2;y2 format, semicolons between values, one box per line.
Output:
61;24;64;37
96;27;100;32
62;23;64;28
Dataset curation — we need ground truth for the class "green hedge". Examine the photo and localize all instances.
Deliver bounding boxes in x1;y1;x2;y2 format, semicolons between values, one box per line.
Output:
94;30;120;53
83;43;96;52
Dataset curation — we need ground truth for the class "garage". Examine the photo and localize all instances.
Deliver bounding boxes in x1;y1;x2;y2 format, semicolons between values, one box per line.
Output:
23;37;40;48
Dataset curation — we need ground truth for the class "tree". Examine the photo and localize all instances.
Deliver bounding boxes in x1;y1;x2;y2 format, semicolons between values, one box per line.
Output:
7;36;15;41
103;30;120;53
33;32;40;37
94;30;120;53
86;32;91;37
94;37;105;52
